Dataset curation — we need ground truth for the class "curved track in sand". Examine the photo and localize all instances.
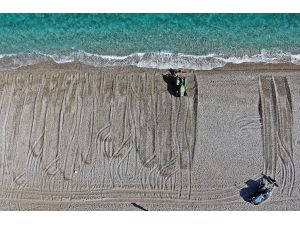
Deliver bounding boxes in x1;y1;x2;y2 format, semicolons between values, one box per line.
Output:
259;76;295;197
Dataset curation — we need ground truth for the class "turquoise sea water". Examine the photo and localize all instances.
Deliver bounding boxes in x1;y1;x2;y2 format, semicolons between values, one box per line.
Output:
0;14;300;70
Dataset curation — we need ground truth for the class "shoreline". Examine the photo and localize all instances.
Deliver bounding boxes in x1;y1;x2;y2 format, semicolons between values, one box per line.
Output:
2;49;300;72
5;61;300;74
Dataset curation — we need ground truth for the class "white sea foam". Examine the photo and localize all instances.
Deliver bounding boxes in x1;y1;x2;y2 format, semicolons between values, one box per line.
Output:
0;50;300;71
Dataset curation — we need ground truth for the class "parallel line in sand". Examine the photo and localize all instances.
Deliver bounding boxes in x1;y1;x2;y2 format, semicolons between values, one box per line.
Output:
272;76;295;196
259;76;277;178
0;194;243;206
0;75;9;189
259;76;295;196
0;178;250;203
2;76;16;189
4;197;300;211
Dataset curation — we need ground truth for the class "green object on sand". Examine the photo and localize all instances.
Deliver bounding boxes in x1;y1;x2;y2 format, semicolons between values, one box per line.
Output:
176;76;188;97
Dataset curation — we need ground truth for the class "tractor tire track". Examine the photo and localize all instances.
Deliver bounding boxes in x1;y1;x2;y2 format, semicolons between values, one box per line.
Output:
0;68;253;209
259;76;278;178
272;76;295;196
259;76;295;196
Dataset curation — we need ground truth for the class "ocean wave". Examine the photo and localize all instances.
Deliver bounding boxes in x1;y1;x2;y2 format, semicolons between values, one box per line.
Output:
1;49;300;71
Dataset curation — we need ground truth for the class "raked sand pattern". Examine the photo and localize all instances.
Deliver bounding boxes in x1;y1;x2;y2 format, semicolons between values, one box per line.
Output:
0;63;299;210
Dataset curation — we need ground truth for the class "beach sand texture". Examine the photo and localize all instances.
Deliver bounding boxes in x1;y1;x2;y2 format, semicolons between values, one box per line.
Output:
0;62;299;210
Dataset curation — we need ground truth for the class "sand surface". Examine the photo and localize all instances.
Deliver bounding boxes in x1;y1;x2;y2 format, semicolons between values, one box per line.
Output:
0;62;299;210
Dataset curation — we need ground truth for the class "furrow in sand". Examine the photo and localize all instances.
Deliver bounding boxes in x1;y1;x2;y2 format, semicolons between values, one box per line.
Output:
40;75;65;194
170;90;178;191
26;75;43;188
6;75;29;209
185;98;192;199
116;146;133;187
176;97;183;199
259;76;295;196
258;76;278;178
0;177;252;197
57;76;68;176
78;74;95;165
190;73;198;163
0;76;10;189
63;74;83;181
60;74;77;181
13;75;34;186
186;74;198;199
272;76;295;196
0;84;5;188
0;75;13;189
5;75;26;184
0;186;241;205
30;74;48;157
124;76;136;177
42;75;62;178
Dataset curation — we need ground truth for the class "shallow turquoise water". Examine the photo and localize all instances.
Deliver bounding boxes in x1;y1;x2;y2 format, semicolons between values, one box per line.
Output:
0;14;300;69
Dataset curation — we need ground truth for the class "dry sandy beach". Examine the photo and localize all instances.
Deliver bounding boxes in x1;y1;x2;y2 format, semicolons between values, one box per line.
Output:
0;62;299;210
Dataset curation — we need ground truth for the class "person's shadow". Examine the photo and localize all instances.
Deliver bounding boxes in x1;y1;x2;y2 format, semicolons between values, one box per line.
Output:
240;179;261;202
162;69;178;97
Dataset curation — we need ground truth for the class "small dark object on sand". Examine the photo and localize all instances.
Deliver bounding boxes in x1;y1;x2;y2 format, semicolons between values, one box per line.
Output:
131;203;148;211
